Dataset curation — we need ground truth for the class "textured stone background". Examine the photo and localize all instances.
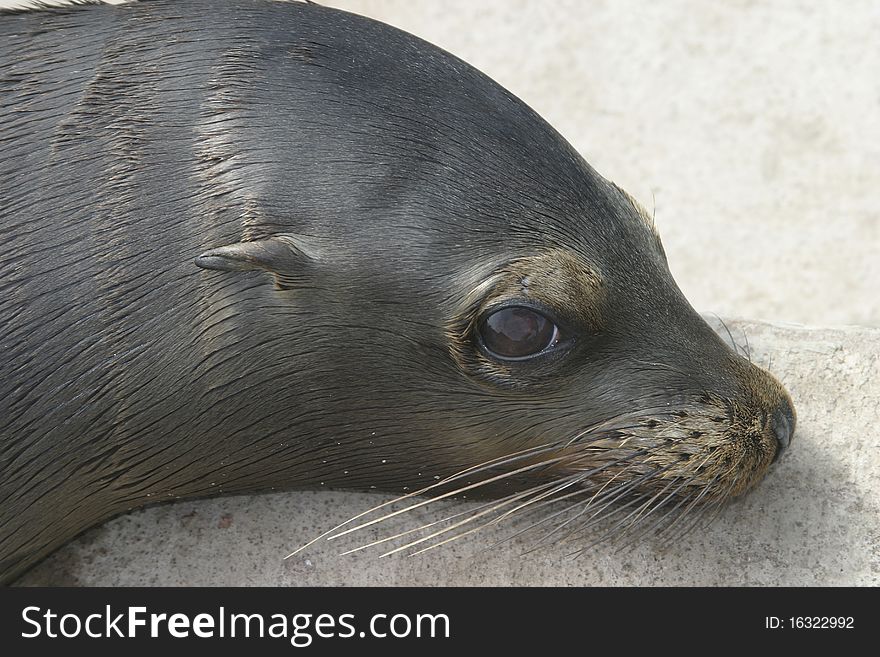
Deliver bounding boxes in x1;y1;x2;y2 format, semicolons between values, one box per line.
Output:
7;0;879;585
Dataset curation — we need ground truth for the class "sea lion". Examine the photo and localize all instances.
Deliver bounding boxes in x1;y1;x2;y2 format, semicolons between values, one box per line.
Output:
0;0;795;584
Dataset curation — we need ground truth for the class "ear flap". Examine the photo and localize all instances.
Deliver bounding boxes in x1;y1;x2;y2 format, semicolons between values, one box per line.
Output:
195;234;318;290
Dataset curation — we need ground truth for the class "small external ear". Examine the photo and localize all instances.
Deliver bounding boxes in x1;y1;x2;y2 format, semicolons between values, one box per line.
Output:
195;234;318;290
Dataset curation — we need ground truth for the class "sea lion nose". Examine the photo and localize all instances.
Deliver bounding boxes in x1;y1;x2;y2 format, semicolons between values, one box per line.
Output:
770;399;796;462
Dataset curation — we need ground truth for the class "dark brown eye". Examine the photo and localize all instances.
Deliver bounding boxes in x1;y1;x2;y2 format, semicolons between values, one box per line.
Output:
479;306;559;360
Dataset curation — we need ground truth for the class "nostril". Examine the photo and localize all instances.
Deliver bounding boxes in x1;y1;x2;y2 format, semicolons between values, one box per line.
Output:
770;402;796;462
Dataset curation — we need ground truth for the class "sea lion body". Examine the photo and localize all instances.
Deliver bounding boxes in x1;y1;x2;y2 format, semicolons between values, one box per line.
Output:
0;0;794;583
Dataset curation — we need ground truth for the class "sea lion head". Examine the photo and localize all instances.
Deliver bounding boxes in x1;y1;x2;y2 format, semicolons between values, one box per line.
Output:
193;3;795;543
0;0;800;586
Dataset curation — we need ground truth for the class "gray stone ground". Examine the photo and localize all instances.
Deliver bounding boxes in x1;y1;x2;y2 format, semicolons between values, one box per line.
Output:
6;1;879;585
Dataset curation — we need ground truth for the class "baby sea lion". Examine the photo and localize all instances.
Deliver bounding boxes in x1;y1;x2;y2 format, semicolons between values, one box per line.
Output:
0;0;795;583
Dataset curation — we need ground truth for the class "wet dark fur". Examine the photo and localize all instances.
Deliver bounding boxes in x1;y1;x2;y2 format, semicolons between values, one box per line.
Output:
0;0;794;583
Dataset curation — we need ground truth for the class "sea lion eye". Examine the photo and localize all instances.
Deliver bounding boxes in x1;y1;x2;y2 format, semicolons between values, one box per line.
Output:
480;306;559;360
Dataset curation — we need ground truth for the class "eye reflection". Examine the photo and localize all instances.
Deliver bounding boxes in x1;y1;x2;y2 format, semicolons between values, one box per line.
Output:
479;306;559;360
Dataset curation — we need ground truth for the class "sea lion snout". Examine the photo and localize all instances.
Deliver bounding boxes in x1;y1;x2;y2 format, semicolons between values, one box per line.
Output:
662;312;798;483
674;341;797;493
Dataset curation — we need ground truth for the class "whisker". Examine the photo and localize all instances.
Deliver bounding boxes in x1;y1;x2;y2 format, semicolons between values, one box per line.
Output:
561;463;678;545
426;449;655;556
536;459;661;547
336;492;527;555
609;474;690;547
665;483;722;543
405;477;597;559
657;474;719;546
683;453;750;537
363;450;657;557
289;397;759;563
633;467;715;543
484;473;592;528
530;465;639;547
711;312;748;359
612;474;702;548
326;453;574;542
567;492;657;556
285;442;558;557
482;486;593;551
688;487;731;535
376;482;560;558
563;406;694;448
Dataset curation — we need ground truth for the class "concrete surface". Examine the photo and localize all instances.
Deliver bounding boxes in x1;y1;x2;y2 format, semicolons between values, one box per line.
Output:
17;320;880;586
4;1;879;586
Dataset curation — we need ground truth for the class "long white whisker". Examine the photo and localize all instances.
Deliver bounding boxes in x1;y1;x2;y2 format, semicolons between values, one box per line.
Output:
284;442;558;558
376;483;559;558
326;454;573;542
